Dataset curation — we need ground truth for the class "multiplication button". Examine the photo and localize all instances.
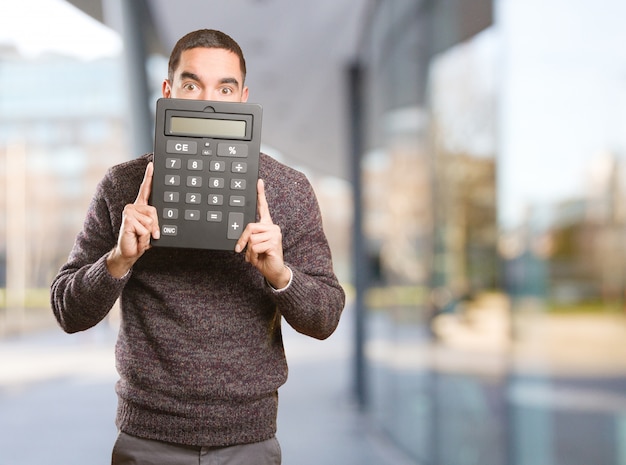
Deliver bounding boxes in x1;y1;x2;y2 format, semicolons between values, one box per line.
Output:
231;179;246;190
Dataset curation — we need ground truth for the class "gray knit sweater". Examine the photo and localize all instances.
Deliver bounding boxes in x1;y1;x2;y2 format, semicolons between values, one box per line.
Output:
50;153;345;447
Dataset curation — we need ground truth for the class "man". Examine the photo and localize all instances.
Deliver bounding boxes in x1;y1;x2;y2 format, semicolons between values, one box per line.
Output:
50;29;345;465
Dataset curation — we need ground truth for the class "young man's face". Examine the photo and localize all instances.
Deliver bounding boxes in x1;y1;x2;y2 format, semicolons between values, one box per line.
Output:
162;47;249;102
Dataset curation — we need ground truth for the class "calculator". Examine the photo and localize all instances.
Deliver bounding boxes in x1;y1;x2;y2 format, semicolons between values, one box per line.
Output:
149;98;262;250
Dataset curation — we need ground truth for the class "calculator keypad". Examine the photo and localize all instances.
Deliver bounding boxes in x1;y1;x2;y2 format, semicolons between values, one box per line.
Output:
151;138;259;250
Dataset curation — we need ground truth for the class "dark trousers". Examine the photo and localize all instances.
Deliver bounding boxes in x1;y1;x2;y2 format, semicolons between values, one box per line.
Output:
111;432;282;465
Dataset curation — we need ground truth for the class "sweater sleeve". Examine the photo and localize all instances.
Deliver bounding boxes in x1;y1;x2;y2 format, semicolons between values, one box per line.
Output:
265;171;345;340
50;168;133;333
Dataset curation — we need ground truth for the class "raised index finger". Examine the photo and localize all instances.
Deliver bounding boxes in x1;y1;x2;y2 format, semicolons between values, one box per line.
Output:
135;162;154;205
256;178;272;224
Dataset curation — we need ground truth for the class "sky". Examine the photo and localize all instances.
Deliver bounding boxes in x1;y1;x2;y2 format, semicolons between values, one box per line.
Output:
0;0;121;60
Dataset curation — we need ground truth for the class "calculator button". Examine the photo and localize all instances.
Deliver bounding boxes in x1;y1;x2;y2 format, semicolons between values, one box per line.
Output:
187;176;202;187
207;211;223;222
230;196;246;207
185;193;201;204
185;210;201;221
202;142;213;156
164;191;180;203
162;225;178;236
209;177;225;189
166;158;181;169
165;175;180;186
163;208;178;219
187;159;203;170
227;212;245;239
231;179;246;190
210;161;226;172
208;194;224;205
231;162;247;173
166;140;198;155
217;143;248;158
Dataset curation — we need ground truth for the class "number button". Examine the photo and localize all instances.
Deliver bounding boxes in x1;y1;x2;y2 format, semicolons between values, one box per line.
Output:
186;193;201;204
165;175;180;186
188;159;203;170
209;177;224;189
163;208;178;219
208;194;224;205
210;161;226;172
164;191;180;203
166;158;181;169
187;176;202;187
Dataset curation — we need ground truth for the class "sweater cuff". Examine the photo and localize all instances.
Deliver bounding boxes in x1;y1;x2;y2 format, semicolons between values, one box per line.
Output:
91;254;132;286
266;265;293;293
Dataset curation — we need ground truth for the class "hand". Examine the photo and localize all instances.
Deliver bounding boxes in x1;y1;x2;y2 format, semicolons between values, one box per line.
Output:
106;162;160;278
235;179;291;289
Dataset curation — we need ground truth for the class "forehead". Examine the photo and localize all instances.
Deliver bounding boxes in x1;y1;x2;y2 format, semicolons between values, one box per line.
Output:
174;47;243;81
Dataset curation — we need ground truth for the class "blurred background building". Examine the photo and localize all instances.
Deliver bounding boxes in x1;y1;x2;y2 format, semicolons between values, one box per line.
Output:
2;0;626;464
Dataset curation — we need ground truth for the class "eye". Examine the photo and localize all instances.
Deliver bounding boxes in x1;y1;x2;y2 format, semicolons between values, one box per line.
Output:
183;82;198;92
219;87;233;95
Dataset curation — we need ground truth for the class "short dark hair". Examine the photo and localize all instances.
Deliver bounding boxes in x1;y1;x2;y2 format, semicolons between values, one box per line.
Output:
168;29;247;84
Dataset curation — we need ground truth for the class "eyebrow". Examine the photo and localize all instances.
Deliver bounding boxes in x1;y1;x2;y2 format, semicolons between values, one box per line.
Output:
179;71;201;82
219;77;241;88
178;71;240;88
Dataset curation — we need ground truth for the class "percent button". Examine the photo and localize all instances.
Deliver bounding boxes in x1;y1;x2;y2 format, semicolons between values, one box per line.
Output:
217;143;248;158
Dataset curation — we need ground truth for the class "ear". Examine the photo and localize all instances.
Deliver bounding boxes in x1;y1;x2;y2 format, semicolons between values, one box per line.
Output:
241;86;249;103
162;79;172;98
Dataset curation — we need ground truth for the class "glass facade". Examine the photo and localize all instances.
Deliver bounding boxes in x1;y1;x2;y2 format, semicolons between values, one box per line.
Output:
0;55;131;332
359;1;626;464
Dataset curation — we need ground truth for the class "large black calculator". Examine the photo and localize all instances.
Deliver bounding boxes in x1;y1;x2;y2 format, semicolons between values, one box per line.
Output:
150;98;262;250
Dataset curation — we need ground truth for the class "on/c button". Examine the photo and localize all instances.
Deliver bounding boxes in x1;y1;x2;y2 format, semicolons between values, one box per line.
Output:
162;225;178;236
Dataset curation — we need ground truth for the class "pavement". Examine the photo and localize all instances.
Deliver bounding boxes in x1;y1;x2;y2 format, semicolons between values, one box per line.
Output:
0;307;414;465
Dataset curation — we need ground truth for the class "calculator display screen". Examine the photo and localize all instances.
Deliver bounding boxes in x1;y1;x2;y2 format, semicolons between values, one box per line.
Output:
170;116;246;138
